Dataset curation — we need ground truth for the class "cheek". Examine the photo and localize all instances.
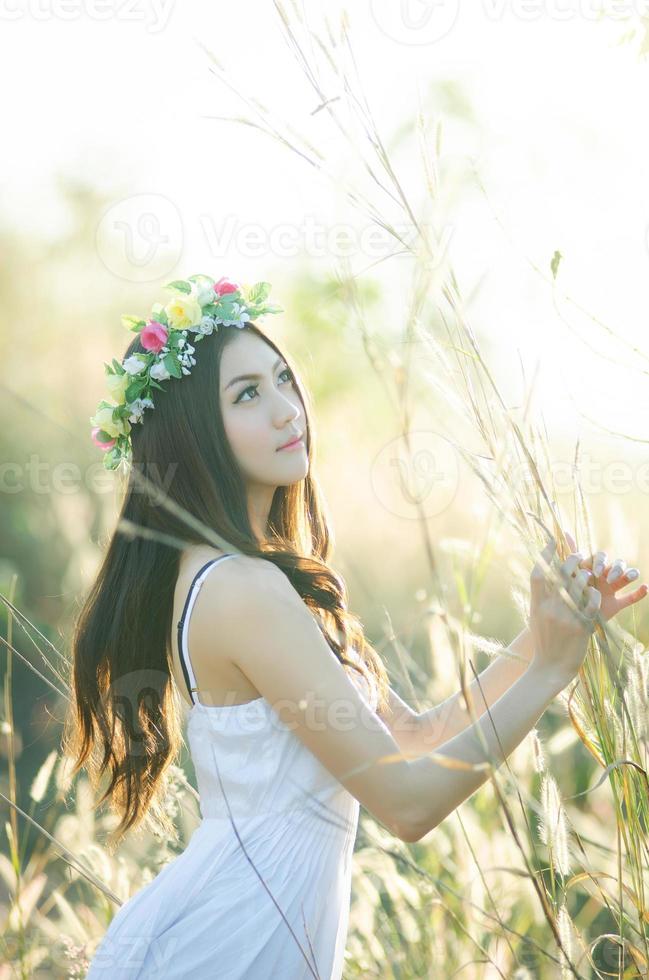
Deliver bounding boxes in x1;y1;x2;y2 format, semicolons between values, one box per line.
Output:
222;408;268;456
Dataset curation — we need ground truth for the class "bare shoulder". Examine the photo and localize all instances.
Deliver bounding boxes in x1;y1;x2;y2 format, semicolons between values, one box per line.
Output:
178;544;228;578
195;552;324;695
198;551;303;608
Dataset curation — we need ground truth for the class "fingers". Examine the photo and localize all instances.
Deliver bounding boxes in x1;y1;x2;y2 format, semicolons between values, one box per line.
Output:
615;583;649;611
565;567;590;605
592;550;607;577
577;550;607;577
531;538;557;605
606;559;627;585
561;554;584;580
581;586;602;625
606;565;640;589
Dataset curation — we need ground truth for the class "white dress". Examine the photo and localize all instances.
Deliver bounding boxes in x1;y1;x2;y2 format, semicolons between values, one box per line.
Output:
85;553;378;979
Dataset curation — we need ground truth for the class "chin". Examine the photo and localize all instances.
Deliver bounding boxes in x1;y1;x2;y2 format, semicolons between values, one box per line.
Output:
276;458;309;483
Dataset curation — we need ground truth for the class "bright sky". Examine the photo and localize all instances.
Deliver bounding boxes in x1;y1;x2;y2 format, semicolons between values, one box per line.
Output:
3;1;648;449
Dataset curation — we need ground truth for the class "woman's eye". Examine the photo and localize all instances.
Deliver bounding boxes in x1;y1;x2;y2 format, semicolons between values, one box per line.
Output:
235;368;294;403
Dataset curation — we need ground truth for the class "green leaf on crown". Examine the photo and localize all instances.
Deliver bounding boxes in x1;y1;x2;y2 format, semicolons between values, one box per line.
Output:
212;293;241;316
95;429;115;443
152;309;169;326
164;280;192;295
112;358;125;374
104;447;121;469
247;282;271;305
125;378;147;402
148;379;165;390
248;302;284;318
121;315;146;332
187;274;215;285
163;353;183;379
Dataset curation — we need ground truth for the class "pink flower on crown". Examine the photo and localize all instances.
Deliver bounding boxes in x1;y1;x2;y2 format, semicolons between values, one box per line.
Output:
91;427;116;451
140;320;168;353
214;277;239;297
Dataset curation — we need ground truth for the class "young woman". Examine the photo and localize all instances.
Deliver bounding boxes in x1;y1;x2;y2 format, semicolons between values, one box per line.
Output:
68;274;647;979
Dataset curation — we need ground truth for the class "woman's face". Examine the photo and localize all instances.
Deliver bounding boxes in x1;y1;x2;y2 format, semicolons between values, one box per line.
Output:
219;330;308;489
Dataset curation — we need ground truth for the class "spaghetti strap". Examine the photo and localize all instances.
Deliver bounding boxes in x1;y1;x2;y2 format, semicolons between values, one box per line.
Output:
176;554;238;706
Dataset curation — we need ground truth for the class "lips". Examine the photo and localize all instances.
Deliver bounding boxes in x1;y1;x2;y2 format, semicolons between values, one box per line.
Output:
277;432;303;450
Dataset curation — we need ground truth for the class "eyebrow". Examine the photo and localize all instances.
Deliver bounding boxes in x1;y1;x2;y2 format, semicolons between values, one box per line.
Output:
224;356;287;391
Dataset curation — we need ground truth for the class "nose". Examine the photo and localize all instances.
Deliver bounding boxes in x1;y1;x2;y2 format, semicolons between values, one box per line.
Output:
272;387;301;428
275;403;301;430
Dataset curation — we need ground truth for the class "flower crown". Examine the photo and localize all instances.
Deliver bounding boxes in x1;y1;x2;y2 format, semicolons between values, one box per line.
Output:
90;274;283;471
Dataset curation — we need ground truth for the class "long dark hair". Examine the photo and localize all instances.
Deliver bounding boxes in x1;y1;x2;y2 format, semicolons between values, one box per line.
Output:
61;317;390;853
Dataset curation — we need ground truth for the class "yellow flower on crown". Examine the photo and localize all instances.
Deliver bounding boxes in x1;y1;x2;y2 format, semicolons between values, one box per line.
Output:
90;406;131;439
106;371;130;405
164;294;203;330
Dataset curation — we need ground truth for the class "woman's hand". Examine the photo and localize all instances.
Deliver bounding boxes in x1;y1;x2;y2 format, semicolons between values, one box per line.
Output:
563;530;648;623
529;538;601;684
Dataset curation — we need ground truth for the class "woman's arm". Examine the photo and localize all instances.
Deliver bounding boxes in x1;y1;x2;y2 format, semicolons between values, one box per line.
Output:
386;545;648;759
405;663;567;841
381;627;534;759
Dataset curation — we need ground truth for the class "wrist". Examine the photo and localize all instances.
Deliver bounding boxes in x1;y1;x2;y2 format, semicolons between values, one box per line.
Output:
527;658;574;695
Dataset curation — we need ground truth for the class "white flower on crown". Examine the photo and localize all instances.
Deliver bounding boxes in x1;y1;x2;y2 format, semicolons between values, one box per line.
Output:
192;281;217;308
178;348;197;371
127;397;155;424
197;315;217;336
150;360;171;381
219;302;249;328
122;355;148;375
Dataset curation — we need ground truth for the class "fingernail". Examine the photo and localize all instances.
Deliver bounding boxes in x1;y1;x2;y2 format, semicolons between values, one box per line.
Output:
607;567;623;584
626;568;639;581
593;563;604;576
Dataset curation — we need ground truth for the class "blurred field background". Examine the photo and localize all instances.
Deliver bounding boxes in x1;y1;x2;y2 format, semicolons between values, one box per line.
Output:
2;2;649;977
